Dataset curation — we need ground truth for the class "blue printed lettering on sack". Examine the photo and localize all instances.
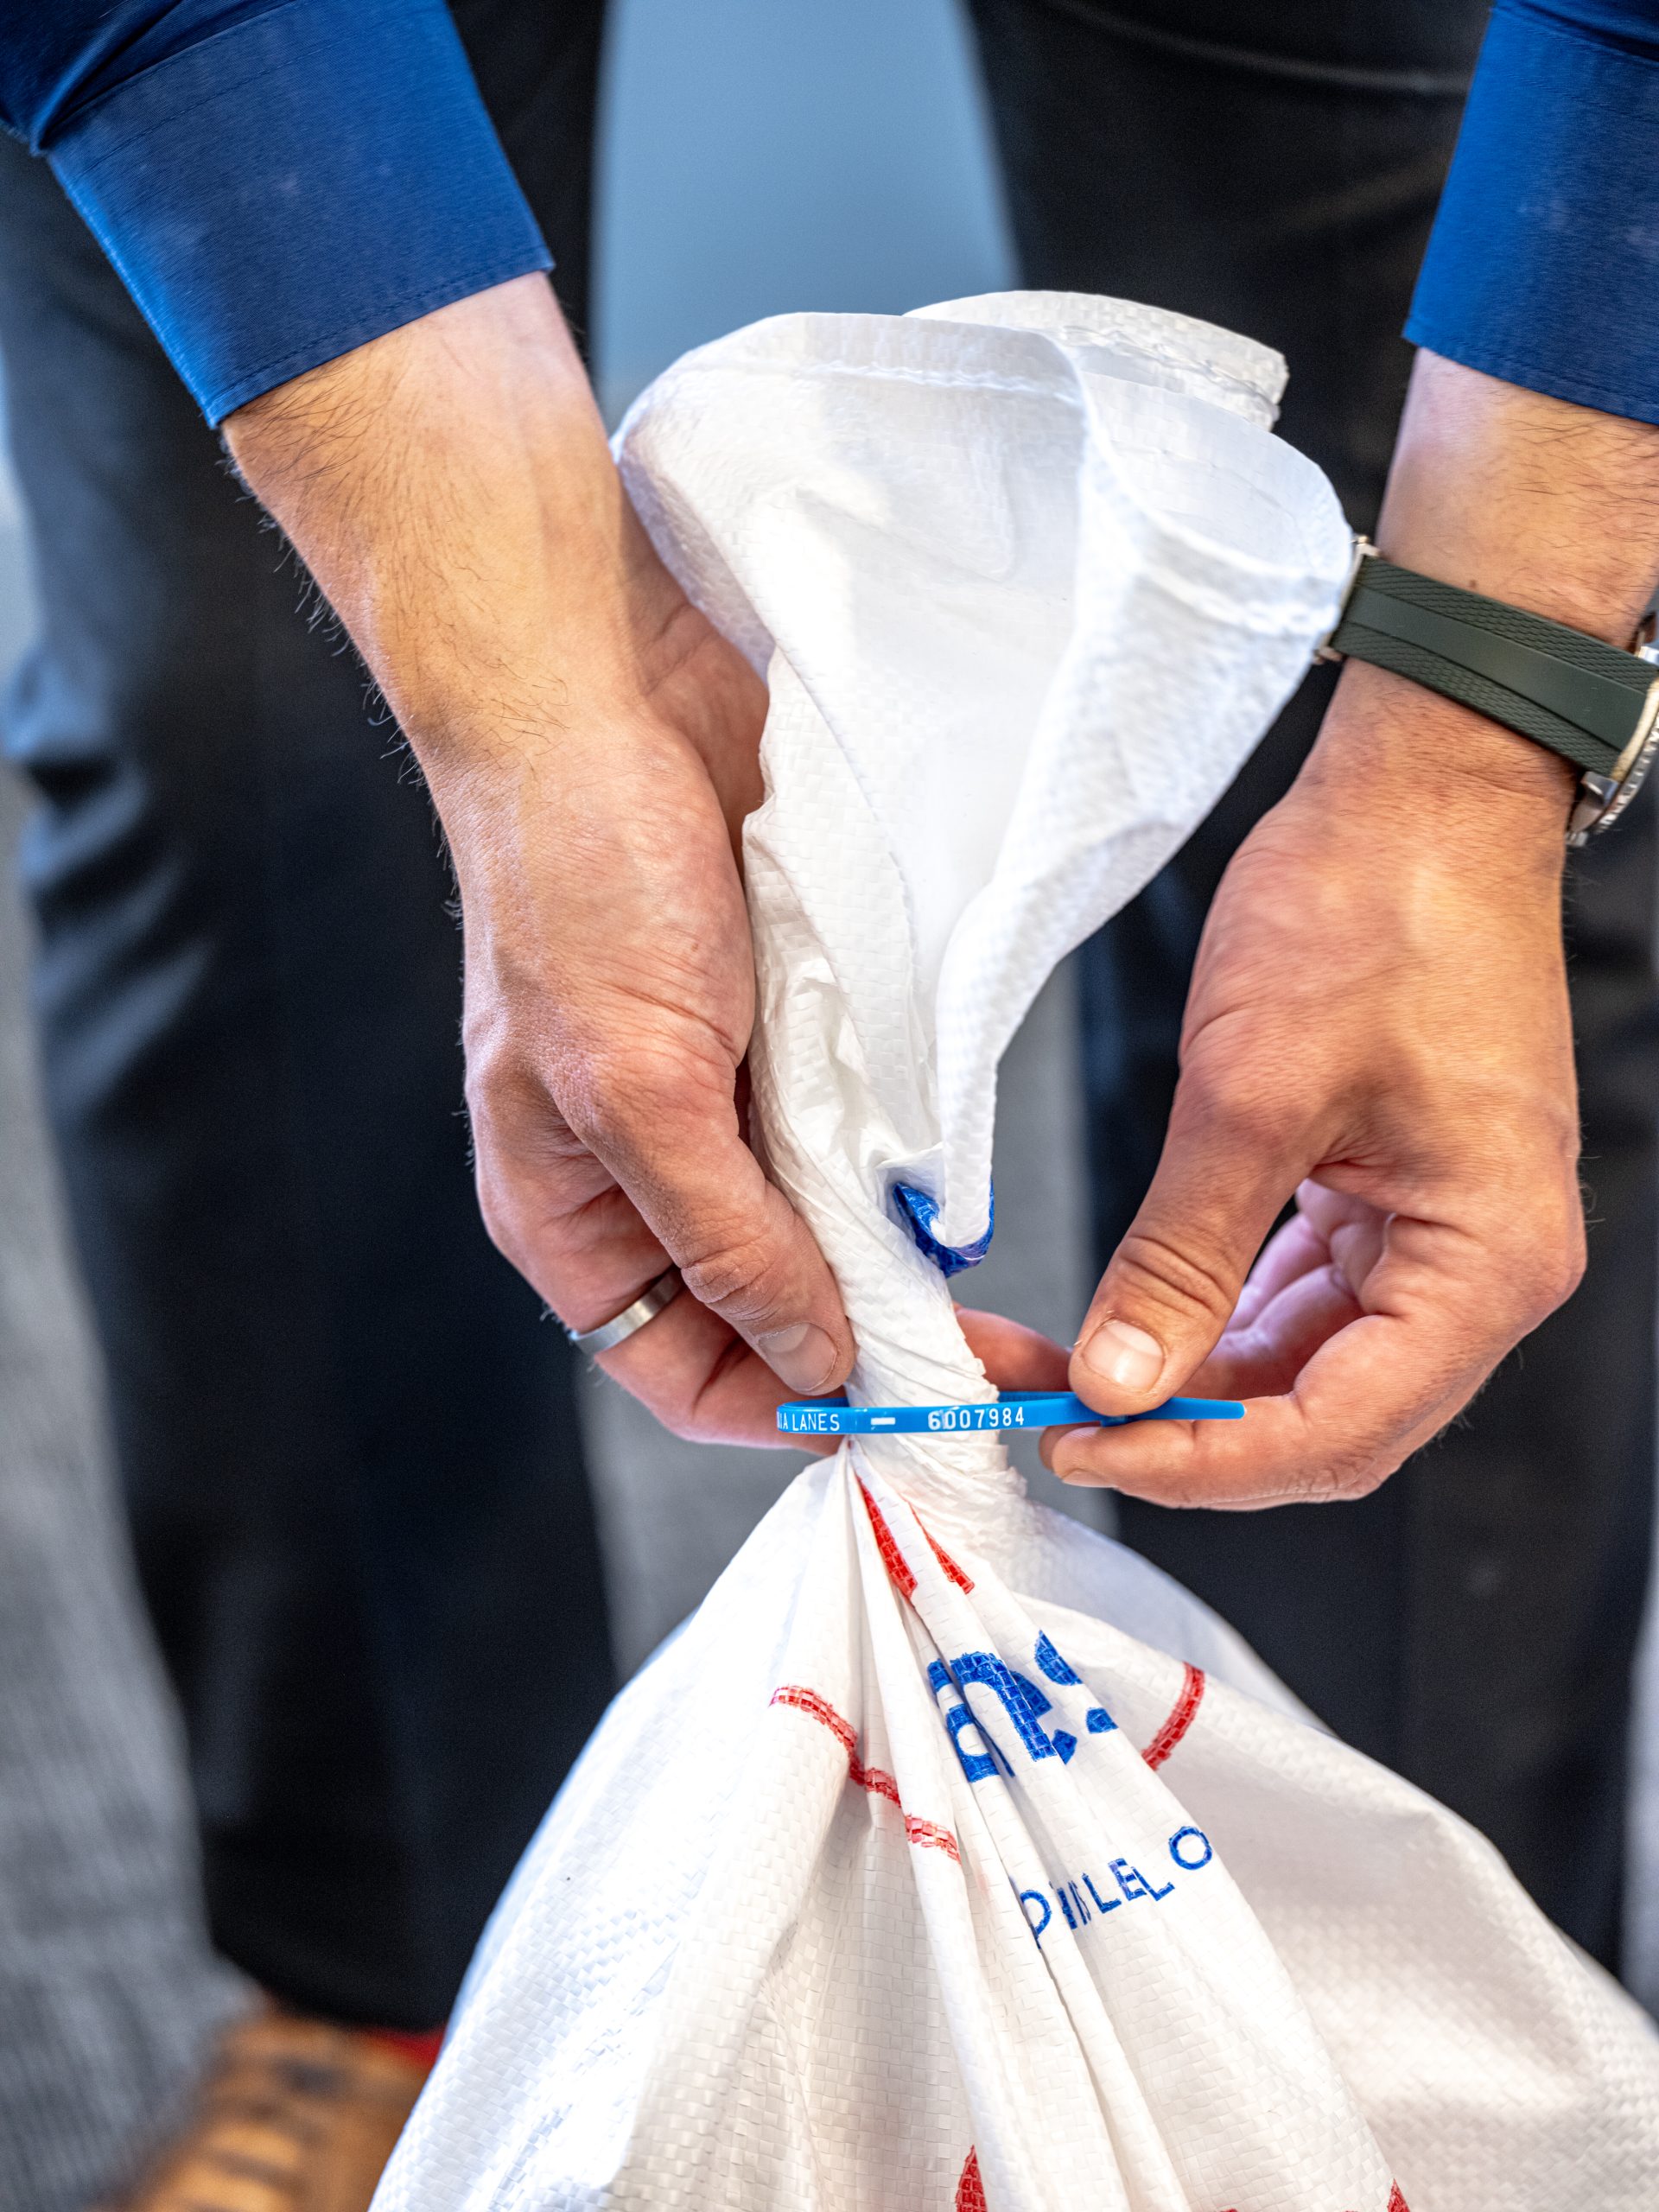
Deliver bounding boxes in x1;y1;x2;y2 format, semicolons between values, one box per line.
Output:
926;1632;1116;1783
1018;1827;1213;1948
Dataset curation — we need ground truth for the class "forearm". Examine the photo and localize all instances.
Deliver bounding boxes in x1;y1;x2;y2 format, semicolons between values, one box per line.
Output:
1380;350;1659;650
1306;352;1659;837
223;275;626;771
228;274;842;1422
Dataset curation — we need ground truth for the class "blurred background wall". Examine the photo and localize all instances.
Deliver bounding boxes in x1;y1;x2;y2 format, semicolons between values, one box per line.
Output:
594;0;1013;418
0;4;1655;2207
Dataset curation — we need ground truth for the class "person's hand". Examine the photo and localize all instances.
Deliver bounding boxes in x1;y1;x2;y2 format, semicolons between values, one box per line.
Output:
224;276;853;1441
959;676;1585;1508
1039;668;1583;1504
1033;353;1659;1507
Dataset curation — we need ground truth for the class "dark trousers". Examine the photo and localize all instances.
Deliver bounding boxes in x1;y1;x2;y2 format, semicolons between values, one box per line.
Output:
0;6;615;2031
0;0;1649;2031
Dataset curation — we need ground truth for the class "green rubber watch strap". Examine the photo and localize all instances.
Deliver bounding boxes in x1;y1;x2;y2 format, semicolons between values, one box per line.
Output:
1328;555;1656;781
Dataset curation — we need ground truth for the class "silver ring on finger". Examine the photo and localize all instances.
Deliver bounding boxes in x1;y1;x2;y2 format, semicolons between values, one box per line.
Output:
563;1267;684;1357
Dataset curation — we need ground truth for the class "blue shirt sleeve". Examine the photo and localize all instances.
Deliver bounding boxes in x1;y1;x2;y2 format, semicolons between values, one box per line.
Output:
1408;2;1659;425
0;0;551;424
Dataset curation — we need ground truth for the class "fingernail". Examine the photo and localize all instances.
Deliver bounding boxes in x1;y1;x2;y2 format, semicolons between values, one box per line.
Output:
1077;1319;1164;1396
757;1322;839;1395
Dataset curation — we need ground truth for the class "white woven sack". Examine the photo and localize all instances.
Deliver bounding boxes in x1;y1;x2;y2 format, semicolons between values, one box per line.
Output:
376;295;1659;2212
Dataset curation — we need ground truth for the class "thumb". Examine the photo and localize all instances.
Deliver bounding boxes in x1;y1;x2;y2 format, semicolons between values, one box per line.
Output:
1071;1071;1305;1414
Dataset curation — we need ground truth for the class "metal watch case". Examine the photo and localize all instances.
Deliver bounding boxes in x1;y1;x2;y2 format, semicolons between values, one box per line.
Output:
1567;627;1659;846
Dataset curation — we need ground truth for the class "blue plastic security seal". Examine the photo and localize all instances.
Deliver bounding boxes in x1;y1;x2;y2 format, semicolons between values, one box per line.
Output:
777;1390;1244;1438
893;1181;995;1277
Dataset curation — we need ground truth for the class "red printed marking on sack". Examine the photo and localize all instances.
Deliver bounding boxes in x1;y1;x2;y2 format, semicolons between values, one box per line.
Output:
956;2147;987;2211
857;1478;975;1595
771;1684;960;1860
771;1683;857;1758
856;1480;918;1597
1141;1662;1205;1770
923;1523;975;1592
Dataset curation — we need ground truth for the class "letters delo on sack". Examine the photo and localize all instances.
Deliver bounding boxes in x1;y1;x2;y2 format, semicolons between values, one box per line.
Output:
376;295;1659;2212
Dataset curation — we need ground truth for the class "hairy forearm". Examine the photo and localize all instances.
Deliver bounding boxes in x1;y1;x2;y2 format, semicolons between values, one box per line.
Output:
1380;351;1659;648
222;275;639;770
1310;353;1659;835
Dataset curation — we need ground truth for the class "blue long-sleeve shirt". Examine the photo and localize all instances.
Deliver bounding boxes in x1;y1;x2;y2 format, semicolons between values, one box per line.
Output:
0;1;1655;430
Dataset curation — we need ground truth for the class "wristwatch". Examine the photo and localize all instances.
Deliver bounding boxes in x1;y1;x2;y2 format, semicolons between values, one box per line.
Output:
1318;542;1659;845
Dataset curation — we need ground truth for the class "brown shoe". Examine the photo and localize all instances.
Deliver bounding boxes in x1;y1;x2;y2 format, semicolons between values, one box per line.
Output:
96;2002;436;2212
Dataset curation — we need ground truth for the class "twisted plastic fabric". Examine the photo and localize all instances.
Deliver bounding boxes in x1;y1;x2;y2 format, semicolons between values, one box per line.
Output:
375;295;1659;2212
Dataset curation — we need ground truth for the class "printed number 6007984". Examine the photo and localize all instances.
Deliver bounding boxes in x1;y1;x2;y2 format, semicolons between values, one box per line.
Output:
926;1404;1025;1431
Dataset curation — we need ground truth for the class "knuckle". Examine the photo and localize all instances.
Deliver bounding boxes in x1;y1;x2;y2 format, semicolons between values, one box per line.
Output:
559;1052;656;1150
1495;1198;1586;1326
1331;1446;1399;1503
466;1060;576;1182
1294;1440;1396;1506
472;1160;534;1276
1112;1226;1239;1332
1550;1205;1589;1306
467;1112;593;1287
678;1225;791;1324
461;1033;518;1135
561;1040;704;1162
1280;1395;1408;1506
1534;1245;1586;1319
1179;1065;1287;1159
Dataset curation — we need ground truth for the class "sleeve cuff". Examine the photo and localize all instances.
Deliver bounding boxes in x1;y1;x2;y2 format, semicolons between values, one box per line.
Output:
45;0;552;424
1407;3;1659;427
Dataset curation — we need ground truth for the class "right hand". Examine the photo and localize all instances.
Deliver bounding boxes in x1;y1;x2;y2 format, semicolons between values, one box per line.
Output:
1028;352;1659;1510
225;276;854;1442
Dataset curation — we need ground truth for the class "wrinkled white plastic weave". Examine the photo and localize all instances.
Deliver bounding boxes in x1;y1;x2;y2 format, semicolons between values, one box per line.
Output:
376;294;1659;2212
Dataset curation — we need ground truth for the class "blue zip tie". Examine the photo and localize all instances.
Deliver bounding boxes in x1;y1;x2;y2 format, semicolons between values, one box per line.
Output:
893;1181;995;1276
776;1390;1245;1438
